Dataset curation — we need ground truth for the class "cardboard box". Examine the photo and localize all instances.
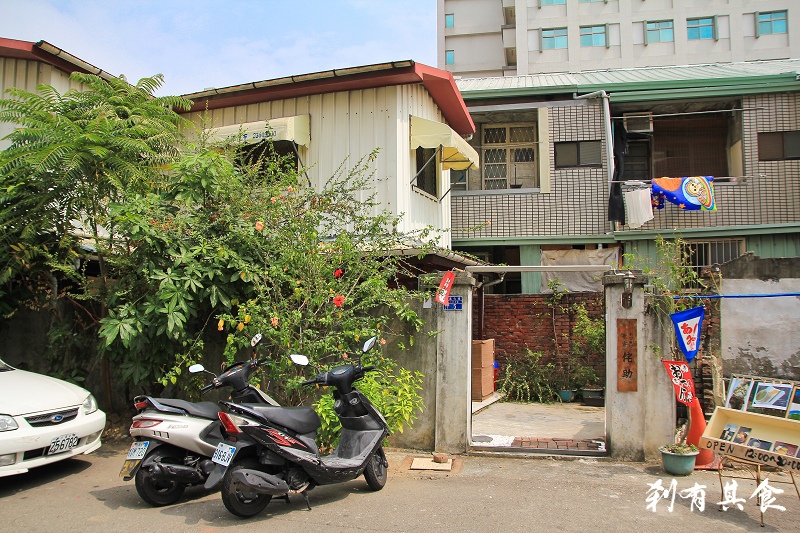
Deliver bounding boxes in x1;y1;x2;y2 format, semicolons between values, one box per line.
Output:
699;407;800;473
471;339;495;369
471;366;494;401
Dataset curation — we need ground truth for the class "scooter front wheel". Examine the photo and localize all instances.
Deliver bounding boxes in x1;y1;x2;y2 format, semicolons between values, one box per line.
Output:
221;458;272;518
363;448;387;490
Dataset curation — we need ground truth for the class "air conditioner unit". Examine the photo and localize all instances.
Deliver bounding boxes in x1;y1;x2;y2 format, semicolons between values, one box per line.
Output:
623;112;654;133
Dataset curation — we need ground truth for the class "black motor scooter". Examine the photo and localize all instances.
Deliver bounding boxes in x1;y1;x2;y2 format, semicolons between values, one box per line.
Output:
211;336;390;518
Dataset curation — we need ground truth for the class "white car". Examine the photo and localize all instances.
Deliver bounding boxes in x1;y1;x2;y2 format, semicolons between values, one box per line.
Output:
0;357;106;477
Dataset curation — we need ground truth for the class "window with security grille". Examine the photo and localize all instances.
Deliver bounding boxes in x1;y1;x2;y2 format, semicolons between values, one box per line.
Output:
757;11;787;36
646;21;674;43
554;141;602;168
580;25;607;47
757;131;800;160
684;239;745;286
482;125;538;189
687;17;715;40
415;147;438;197
542;28;568;49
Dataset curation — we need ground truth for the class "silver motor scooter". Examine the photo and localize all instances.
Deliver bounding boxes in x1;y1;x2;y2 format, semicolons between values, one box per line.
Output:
119;333;277;506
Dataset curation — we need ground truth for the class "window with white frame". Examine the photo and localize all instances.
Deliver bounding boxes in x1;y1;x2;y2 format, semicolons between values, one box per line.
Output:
482;125;538;190
541;28;568;49
687;17;716;40
645;20;674;43
580;25;607;47
756;11;787;36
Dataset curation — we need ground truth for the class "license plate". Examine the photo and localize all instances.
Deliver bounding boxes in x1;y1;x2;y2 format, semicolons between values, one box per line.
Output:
125;440;150;460
49;433;79;455
211;443;236;466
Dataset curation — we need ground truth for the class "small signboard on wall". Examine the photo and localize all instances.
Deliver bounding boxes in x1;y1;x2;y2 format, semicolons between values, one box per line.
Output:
617;318;638;392
444;296;463;311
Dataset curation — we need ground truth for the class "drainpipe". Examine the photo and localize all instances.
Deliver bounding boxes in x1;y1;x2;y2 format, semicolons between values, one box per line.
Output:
574;90;614;233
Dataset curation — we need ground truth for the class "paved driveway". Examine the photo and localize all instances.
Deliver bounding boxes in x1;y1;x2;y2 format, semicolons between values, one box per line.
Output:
1;442;798;532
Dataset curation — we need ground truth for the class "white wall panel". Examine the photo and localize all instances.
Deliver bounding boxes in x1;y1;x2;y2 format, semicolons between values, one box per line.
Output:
184;83;452;242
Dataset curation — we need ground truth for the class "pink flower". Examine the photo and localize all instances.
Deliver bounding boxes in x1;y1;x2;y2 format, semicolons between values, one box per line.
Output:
287;186;294;192
334;268;343;278
333;295;345;307
271;316;279;327
255;221;264;231
380;338;386;345
342;353;348;359
270;196;277;203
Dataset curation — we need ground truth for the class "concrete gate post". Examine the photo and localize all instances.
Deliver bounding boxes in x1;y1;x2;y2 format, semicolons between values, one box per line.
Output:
604;272;675;461
434;271;476;453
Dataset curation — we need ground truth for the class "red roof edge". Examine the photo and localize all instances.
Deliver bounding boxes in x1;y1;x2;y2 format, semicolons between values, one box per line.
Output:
185;61;475;136
0;38;97;77
414;63;475;135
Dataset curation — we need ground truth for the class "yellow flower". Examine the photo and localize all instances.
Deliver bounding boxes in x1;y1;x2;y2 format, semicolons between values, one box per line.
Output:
237;322;244;331
244;315;252;323
217;319;225;331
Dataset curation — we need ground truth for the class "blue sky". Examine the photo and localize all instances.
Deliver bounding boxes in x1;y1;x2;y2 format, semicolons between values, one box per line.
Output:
0;0;437;95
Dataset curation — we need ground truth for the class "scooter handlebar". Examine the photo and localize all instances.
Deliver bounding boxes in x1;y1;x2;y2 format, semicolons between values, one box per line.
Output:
200;383;215;393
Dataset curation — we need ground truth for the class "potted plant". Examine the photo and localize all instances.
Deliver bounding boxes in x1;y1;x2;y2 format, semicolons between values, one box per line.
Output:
570;303;605;406
552;360;577;402
659;442;700;476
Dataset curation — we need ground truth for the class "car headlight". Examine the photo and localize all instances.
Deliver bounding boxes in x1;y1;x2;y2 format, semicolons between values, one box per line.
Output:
82;394;99;415
0;414;18;431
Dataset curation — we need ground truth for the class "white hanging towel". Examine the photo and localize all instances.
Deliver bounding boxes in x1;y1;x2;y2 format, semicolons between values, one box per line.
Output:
624;185;654;229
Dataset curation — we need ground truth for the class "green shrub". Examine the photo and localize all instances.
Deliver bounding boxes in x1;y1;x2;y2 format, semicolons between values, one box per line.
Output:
313;353;424;452
497;349;557;403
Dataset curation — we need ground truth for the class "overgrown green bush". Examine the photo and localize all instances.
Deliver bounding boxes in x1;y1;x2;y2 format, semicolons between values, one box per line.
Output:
497;349;557;403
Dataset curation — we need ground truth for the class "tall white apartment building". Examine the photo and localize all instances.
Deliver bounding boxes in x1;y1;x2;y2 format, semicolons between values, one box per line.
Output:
438;0;799;77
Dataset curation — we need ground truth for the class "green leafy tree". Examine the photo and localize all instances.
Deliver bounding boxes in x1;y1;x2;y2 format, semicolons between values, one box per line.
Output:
0;73;191;402
100;135;427;438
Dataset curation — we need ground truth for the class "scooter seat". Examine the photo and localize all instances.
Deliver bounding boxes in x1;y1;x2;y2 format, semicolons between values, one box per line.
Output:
155;399;221;420
242;405;321;434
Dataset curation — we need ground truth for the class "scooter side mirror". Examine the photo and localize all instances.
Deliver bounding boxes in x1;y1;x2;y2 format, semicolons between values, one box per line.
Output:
189;364;205;374
250;333;263;347
290;353;309;366
362;336;377;353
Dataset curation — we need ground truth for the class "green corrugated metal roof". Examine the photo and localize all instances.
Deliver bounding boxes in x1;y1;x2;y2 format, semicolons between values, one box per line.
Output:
457;59;800;100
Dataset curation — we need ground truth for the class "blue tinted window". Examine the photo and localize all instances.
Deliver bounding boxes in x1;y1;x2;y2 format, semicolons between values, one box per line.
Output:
445;14;454;28
542;28;568;49
758;11;787;35
580;25;606;47
646;21;674;43
687;17;715;40
445;50;455;65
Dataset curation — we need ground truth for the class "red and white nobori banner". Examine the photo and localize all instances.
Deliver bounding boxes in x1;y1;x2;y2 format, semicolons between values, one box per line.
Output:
663;360;696;407
435;271;456;305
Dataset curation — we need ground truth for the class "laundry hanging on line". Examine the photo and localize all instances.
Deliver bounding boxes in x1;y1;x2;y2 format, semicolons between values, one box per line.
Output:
623;185;654;228
651;176;716;211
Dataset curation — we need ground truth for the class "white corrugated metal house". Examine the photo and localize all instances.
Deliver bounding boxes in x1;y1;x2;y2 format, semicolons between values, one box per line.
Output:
181;61;479;250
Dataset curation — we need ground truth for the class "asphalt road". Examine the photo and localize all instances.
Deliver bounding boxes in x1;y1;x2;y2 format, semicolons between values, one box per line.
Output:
1;442;798;532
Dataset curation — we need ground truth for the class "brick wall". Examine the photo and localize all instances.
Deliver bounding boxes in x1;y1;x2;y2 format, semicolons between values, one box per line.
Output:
473;292;606;381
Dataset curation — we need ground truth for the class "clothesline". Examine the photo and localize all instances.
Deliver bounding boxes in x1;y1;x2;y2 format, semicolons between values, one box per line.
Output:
613;176;755;185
